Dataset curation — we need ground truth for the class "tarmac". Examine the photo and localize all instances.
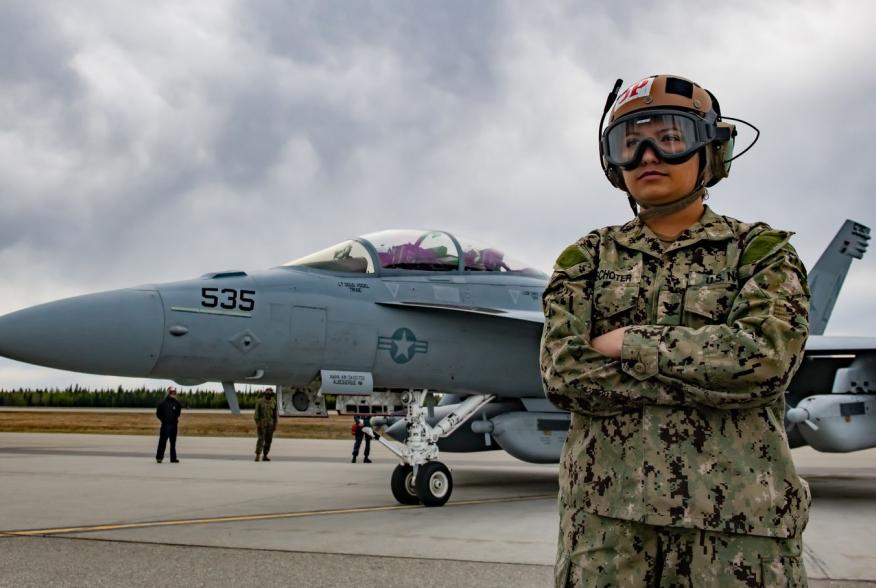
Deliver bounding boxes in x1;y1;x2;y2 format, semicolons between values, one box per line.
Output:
0;432;874;587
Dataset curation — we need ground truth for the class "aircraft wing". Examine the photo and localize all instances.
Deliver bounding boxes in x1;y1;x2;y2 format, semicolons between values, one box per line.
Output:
375;300;546;323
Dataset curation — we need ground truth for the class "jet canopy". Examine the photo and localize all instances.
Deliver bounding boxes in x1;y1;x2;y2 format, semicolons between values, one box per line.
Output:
283;229;546;278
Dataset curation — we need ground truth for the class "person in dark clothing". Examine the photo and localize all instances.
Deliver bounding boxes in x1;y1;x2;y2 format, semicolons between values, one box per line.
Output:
155;386;182;463
351;416;371;463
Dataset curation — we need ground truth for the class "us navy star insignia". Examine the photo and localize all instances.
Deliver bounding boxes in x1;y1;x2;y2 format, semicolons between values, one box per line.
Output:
377;327;429;364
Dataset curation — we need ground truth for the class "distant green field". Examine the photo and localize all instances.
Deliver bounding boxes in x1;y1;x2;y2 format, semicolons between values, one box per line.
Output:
0;387;338;410
0;410;351;439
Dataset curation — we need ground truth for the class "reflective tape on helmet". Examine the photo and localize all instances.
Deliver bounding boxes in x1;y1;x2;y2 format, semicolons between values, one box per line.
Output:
613;77;656;113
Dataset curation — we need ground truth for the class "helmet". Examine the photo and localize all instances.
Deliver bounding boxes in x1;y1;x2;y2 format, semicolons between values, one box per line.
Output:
600;75;737;193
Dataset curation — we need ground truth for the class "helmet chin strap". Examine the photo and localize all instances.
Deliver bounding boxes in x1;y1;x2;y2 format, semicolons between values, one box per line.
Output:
632;183;707;222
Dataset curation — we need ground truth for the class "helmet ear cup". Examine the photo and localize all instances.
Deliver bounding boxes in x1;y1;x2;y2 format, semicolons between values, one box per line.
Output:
704;122;736;187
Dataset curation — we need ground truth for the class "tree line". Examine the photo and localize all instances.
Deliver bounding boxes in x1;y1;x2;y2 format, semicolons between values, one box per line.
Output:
0;386;264;409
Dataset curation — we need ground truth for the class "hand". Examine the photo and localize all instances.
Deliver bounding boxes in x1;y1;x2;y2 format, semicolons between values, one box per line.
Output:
591;327;626;359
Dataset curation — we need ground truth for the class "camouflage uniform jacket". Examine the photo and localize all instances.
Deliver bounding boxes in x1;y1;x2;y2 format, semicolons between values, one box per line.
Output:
254;397;278;429
541;206;811;538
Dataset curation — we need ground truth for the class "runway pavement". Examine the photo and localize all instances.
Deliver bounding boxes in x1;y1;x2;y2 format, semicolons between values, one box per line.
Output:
0;432;874;587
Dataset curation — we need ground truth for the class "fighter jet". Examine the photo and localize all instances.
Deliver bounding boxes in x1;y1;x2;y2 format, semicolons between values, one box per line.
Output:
0;224;872;507
783;221;876;453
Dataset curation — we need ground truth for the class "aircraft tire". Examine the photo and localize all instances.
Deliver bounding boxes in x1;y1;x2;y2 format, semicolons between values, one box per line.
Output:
415;461;452;507
391;464;420;505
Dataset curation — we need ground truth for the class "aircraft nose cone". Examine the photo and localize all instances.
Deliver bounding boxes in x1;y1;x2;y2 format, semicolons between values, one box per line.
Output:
0;288;164;377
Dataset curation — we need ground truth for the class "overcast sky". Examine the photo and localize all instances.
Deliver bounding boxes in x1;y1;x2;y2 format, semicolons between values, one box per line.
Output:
1;0;874;391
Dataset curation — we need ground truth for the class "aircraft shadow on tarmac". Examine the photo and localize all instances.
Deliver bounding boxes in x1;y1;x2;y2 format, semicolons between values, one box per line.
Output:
447;467;558;492
805;475;876;500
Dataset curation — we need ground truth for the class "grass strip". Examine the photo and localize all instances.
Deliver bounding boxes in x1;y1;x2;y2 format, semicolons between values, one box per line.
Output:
0;411;353;439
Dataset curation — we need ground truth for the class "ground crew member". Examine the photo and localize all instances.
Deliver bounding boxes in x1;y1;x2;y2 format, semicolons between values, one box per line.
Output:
155;386;182;463
254;388;278;461
351;415;372;463
541;74;811;586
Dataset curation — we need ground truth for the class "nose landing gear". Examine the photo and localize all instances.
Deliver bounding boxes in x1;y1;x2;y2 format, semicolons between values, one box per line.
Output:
368;390;493;507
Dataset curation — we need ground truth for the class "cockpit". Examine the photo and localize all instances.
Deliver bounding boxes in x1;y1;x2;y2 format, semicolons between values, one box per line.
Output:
283;229;546;278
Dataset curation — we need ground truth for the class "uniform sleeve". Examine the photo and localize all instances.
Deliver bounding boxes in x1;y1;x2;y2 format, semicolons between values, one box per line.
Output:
254;401;261;423
540;235;683;416
620;241;809;410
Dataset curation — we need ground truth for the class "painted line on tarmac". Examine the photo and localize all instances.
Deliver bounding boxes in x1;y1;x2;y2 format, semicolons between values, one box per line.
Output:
2;493;556;537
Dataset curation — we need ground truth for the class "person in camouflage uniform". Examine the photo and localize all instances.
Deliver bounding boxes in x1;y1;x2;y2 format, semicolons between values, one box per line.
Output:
541;75;811;586
254;388;278;462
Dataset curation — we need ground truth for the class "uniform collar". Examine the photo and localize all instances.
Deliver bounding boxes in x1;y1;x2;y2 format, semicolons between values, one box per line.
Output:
612;206;734;258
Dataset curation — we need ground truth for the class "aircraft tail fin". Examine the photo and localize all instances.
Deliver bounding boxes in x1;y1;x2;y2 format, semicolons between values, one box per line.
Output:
808;220;870;335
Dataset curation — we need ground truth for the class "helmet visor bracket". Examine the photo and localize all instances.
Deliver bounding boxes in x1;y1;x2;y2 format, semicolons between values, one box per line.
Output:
602;110;728;170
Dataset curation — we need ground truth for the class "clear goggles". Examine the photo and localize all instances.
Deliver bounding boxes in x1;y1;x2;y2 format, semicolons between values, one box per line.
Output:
601;110;731;169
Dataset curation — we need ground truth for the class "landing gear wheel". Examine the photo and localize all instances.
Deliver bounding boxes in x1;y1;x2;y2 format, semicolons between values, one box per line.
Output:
415;461;452;507
391;464;420;505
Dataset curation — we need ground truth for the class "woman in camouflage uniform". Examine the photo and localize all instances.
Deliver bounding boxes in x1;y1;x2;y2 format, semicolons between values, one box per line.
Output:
541;75;811;586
